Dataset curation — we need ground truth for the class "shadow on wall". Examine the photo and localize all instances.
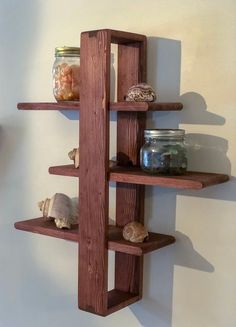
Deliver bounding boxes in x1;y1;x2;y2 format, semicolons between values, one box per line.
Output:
129;36;231;327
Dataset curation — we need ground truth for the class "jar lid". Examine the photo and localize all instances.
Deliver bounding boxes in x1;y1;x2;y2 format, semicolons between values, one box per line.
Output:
144;129;185;138
55;46;80;57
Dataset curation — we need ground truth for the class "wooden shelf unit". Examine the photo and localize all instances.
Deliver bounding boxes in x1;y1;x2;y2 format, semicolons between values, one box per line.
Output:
15;29;229;316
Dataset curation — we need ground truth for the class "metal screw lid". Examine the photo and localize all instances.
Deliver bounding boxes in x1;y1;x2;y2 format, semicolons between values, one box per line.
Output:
55;46;80;57
144;129;185;139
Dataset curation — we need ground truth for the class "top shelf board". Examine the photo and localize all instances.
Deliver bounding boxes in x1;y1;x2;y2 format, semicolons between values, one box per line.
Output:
17;102;183;112
82;29;146;44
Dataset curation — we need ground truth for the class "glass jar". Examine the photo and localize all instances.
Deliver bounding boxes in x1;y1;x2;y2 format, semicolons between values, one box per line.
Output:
140;129;187;175
53;46;80;101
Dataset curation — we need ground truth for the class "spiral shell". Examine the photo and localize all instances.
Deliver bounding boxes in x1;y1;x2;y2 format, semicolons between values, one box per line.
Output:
38;193;78;229
122;221;149;243
125;83;156;102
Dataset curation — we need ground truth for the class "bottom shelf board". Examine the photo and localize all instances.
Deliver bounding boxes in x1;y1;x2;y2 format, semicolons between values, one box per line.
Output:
107;289;140;315
14;218;175;256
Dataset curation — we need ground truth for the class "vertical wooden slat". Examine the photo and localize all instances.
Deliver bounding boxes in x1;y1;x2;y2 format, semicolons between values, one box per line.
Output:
115;40;147;294
79;30;111;315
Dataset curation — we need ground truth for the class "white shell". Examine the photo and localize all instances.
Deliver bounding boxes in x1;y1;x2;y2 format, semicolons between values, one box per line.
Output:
122;221;149;243
38;193;78;229
125;83;156;102
68;148;79;168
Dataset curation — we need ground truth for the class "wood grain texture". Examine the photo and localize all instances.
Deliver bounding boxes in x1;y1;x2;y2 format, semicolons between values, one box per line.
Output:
107;289;140;315
17;102;80;110
49;165;79;177
109;231;175;255
83;29;146;44
115;39;147;295
78;30;110;315
48;165;229;190
110;168;229;189
14;218;79;242
14;218;175;256
17;101;183;112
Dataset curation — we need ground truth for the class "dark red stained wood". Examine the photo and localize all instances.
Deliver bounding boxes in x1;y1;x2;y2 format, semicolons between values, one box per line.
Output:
84;29;146;44
78;30;110;315
107;289;140;315
14;218;175;256
49;165;79;177
17;102;80;110
15;218;79;242
17;101;183;112
108;231;175;255
115;39;147;296
110;168;229;189
48;164;229;190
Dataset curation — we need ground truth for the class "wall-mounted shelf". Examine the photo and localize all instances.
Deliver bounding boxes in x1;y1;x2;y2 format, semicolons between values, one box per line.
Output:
48;164;229;189
17;101;183;112
14;218;175;256
15;29;229;316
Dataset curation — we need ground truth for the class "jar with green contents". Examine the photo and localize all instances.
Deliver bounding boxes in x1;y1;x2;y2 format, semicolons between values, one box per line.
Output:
140;129;187;175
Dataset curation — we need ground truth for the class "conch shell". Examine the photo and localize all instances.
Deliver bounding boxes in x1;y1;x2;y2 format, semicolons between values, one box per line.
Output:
68;147;118;169
38;193;78;229
122;221;149;243
125;83;156;102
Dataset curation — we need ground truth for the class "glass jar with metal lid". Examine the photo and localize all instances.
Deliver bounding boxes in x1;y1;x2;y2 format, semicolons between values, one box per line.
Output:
53;46;80;101
140;129;187;175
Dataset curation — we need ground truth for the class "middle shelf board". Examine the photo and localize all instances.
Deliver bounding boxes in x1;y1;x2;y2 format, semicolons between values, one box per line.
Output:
49;165;229;189
17;101;183;112
14;218;175;256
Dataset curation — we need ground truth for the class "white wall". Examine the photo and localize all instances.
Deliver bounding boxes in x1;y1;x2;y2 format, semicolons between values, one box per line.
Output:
0;0;236;326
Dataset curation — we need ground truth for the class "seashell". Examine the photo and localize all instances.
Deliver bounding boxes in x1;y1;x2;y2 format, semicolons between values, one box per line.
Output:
125;83;156;102
109;160;118;168
68;148;79;168
38;193;78;229
122;221;149;243
38;198;51;218
68;147;118;169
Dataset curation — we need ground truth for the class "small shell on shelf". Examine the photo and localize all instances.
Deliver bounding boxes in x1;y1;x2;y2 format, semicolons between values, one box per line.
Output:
38;198;51;218
68;147;118;169
122;221;149;243
125;83;157;102
109;160;118;168
68;148;79;168
38;193;78;229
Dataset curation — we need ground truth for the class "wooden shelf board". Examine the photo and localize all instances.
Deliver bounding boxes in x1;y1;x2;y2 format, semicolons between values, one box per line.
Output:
110;167;229;189
81;29;146;45
14;218;175;256
107;289;140;315
17;101;183;112
48;165;229;190
49;164;79;177
14;217;79;242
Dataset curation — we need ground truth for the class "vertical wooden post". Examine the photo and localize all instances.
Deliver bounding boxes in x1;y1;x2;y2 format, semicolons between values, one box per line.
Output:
79;30;111;315
115;40;147;295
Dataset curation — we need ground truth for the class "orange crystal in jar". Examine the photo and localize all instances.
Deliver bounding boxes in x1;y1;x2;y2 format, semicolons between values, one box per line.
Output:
53;47;80;101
